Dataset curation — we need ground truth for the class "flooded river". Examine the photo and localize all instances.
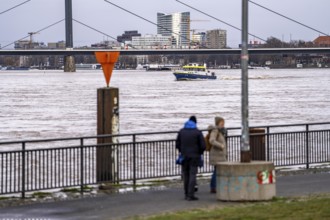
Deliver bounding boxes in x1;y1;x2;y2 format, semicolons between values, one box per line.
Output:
0;68;329;142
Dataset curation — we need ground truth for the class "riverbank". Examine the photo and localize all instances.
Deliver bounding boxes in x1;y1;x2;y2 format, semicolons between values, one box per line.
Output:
0;171;329;219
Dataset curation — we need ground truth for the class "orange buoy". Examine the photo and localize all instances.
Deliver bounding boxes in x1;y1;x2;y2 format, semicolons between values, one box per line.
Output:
95;52;120;87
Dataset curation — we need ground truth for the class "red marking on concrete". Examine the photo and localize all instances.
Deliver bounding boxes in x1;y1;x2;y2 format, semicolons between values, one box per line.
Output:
257;170;276;184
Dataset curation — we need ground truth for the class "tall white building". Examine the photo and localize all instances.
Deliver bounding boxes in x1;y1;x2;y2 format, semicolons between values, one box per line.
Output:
157;12;190;48
206;29;227;49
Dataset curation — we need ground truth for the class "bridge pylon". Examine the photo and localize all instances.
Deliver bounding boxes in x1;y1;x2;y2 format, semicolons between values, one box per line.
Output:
64;0;75;72
64;55;76;72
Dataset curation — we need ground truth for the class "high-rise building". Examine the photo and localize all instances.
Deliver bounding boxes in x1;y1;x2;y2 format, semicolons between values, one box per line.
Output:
157;12;190;47
157;13;172;37
192;32;206;47
206;29;227;49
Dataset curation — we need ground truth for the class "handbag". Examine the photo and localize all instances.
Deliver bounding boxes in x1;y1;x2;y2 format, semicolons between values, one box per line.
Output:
176;154;184;165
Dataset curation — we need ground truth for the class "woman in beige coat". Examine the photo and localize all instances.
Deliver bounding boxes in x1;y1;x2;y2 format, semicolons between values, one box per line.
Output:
209;117;227;193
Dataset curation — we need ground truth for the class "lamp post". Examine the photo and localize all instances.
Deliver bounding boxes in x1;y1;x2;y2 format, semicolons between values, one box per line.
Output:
241;0;251;162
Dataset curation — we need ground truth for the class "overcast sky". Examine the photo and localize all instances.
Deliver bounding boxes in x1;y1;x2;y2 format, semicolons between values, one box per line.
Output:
1;0;329;48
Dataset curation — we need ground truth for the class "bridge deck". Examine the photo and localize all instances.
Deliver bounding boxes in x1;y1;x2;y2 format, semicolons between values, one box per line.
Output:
1;48;330;56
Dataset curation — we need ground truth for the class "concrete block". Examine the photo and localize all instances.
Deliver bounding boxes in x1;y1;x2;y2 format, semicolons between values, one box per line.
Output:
216;161;276;201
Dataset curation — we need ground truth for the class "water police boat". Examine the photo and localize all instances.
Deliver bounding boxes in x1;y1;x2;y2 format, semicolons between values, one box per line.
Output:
173;63;217;81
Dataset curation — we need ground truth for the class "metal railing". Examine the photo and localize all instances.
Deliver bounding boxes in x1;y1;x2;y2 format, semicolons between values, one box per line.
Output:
0;122;329;198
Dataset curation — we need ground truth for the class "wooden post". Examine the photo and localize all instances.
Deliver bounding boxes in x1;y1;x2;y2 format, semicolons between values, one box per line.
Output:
97;87;119;182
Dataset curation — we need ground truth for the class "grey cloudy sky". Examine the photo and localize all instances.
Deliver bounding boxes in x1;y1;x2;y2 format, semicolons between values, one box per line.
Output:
1;0;329;48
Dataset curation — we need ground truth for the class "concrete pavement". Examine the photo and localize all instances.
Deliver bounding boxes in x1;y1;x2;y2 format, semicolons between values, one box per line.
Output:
0;173;329;220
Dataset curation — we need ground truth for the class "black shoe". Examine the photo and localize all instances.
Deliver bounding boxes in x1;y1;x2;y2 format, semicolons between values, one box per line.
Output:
194;185;198;192
187;196;199;201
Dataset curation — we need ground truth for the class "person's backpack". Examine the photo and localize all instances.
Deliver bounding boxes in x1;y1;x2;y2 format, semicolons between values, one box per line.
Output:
205;132;212;151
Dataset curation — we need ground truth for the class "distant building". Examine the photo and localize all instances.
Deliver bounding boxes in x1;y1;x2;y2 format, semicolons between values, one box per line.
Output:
18;56;30;67
157;12;190;47
48;41;66;49
157;13;173;37
15;40;46;49
132;34;172;49
117;31;141;43
206;29;227;49
91;40;121;49
45;41;65;68
15;40;30;49
48;56;64;69
239;40;264;48
314;36;330;47
192;32;206;47
14;40;46;67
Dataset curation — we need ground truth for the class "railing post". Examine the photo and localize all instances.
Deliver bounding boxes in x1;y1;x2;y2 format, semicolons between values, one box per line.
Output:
266;126;270;161
132;134;136;187
306;124;309;169
21;142;26;199
80;138;84;194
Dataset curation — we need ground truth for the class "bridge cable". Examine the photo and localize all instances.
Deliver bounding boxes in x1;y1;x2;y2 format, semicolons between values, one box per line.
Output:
104;0;207;48
0;19;64;49
249;0;329;37
73;18;138;49
0;0;31;15
175;0;267;42
73;19;119;42
73;19;130;47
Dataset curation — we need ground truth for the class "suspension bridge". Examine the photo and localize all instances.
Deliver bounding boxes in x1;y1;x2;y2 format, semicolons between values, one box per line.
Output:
0;0;329;64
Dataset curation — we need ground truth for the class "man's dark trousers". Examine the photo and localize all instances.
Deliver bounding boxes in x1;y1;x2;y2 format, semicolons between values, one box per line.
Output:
182;157;198;198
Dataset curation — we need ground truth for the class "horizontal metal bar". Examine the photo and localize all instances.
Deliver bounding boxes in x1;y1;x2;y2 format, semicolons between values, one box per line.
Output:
1;48;330;56
0;139;177;153
226;121;330;130
0;122;330;145
256;129;330;136
0;131;179;145
220;129;330;138
1;129;329;154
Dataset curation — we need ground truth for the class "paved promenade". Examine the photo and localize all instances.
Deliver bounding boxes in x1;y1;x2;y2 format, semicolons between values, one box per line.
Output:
0;173;329;220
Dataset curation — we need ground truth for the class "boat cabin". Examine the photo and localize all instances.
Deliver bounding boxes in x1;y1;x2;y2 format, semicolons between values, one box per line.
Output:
182;63;207;72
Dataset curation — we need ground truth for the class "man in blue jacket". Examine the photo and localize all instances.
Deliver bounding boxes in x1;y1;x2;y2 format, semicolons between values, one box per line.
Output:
176;116;206;201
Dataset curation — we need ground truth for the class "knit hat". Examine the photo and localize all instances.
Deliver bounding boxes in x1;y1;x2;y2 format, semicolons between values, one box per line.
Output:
215;116;224;126
189;115;197;124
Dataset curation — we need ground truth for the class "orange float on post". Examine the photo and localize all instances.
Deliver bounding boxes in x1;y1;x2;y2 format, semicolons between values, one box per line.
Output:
95;52;120;87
